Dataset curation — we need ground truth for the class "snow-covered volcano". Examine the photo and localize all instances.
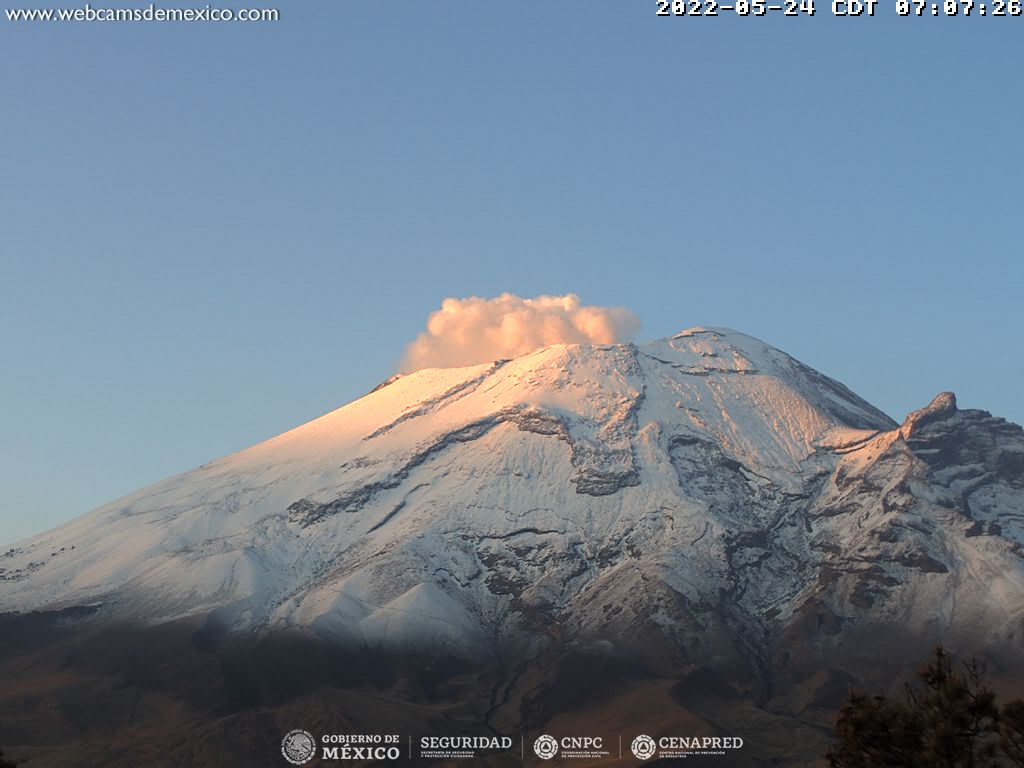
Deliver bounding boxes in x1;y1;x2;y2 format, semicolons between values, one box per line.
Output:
2;327;1022;664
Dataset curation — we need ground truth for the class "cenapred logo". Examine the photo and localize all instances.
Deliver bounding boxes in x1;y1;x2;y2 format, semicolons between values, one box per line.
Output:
533;734;559;760
631;734;657;761
281;729;316;765
631;734;744;760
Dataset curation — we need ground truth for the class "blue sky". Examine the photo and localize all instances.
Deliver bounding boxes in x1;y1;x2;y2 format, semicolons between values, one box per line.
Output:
1;1;1021;545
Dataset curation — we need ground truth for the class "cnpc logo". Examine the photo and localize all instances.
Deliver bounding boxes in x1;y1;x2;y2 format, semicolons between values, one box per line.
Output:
533;735;559;759
533;734;605;760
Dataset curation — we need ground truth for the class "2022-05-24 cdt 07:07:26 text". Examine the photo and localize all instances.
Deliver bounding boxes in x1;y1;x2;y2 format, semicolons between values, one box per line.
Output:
656;0;1021;16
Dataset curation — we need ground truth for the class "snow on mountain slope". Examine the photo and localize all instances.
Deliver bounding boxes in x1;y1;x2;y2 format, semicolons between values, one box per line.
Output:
1;327;1021;665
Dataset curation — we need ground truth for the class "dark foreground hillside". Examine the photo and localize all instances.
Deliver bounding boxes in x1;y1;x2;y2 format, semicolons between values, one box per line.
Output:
3;610;1023;767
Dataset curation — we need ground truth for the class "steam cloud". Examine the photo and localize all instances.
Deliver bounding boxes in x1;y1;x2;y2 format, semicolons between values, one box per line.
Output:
401;293;642;372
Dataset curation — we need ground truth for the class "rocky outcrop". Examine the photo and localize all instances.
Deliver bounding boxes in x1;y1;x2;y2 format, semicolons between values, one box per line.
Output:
900;390;958;438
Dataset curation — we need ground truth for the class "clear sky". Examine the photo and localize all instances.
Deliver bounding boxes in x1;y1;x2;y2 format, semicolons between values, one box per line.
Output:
1;1;1021;546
